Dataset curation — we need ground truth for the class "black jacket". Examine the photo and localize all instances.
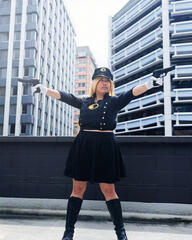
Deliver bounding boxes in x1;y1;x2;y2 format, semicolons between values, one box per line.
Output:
58;88;137;130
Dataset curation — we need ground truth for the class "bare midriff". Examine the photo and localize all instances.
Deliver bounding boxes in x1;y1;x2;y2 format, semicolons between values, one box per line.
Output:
83;129;113;133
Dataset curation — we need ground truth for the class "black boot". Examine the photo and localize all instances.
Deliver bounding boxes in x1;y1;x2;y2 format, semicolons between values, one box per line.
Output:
62;196;83;240
106;198;128;240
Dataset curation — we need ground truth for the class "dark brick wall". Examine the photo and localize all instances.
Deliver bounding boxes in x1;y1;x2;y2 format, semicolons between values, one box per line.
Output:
0;136;192;203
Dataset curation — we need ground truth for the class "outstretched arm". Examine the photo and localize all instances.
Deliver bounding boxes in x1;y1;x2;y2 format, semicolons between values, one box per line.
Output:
132;84;148;96
46;88;60;99
132;76;163;96
32;84;83;109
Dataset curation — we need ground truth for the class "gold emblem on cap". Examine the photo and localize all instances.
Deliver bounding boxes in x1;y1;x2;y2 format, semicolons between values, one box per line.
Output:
100;68;106;72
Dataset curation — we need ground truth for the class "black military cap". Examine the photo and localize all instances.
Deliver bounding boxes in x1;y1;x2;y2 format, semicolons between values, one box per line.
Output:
92;67;113;81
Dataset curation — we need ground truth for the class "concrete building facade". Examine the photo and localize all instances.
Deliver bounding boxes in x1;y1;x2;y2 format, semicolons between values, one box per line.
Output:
73;46;96;136
0;0;76;136
110;0;192;136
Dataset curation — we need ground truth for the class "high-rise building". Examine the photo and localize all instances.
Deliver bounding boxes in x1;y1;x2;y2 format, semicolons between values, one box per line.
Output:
109;0;192;136
0;0;76;136
74;46;96;136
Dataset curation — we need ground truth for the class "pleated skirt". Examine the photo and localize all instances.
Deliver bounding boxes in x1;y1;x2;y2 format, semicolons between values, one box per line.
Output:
64;129;127;183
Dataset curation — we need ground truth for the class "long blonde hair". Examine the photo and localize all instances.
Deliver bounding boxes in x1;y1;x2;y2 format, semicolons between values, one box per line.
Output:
89;77;115;97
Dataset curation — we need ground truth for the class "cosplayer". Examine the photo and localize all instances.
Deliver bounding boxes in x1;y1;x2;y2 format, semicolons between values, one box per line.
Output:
26;66;171;240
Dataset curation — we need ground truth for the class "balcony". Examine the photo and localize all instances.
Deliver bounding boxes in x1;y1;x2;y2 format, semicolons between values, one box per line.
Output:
171;43;192;59
173;65;192;80
171;21;192;38
114;48;163;81
112;0;161;33
118;91;164;115
173;88;192;102
115;114;164;134
173;112;192;126
111;28;162;66
112;7;162;50
171;0;192;16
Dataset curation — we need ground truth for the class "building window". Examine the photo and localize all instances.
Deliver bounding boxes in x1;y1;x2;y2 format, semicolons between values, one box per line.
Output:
24;67;35;77
21;124;26;134
0;15;10;24
77;75;86;80
10;124;15;134
0;87;6;96
15;14;22;24
13;49;20;59
26;31;37;41
77;82;86;87
12;86;17;95
0;32;9;41
0;105;4;115
22;104;27;114
14;31;21;41
0;50;8;60
0;68;7;78
25;48;34;58
76;67;87;72
27;13;38;23
24;67;30;76
23;85;28;95
10;104;16;114
77;59;87;64
12;67;19;77
78;90;86;95
16;0;23;8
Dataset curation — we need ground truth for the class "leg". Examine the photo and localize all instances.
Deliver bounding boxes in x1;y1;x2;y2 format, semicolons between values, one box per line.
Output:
99;183;128;240
62;179;87;240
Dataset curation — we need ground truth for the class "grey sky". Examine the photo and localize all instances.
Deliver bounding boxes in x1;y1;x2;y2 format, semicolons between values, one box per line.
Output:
66;0;129;67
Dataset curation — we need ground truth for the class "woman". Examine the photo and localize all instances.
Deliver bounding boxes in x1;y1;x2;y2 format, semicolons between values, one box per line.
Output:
33;67;162;240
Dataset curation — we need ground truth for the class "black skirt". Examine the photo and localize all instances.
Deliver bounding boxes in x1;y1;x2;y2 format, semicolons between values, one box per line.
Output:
64;130;127;183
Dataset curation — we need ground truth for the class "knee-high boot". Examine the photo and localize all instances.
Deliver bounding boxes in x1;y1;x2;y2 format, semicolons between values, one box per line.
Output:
62;196;83;240
106;198;128;240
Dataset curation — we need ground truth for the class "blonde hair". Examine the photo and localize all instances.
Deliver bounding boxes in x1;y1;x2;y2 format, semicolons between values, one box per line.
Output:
89;77;115;97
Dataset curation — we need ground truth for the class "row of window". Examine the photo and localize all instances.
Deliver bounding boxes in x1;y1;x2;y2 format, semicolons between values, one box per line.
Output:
0;85;28;96
75;75;87;80
75;82;86;88
0;31;37;41
0;48;36;60
0;66;36;78
0;13;38;25
0;103;28;115
76;67;87;72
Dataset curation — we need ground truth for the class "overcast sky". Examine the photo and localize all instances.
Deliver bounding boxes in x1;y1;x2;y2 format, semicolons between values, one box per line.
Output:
65;0;129;67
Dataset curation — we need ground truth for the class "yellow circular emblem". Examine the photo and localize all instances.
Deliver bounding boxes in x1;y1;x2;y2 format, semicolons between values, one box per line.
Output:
100;68;106;72
88;103;99;110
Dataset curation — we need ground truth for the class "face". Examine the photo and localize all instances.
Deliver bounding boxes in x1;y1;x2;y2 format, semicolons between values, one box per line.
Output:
96;77;111;95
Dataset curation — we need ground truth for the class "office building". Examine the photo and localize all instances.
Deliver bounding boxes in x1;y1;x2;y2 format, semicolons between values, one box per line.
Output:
110;0;192;136
74;46;96;136
0;0;76;136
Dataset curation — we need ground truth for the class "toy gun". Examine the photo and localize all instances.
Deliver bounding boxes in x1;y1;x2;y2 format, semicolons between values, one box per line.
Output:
16;77;40;93
152;65;175;78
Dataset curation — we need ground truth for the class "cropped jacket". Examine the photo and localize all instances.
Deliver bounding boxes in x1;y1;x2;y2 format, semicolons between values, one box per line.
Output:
58;88;138;131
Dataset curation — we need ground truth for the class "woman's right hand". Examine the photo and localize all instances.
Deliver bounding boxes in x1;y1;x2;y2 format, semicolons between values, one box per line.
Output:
32;84;48;95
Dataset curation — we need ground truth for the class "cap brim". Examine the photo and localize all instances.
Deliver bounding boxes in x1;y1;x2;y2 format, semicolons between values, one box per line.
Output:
96;74;111;80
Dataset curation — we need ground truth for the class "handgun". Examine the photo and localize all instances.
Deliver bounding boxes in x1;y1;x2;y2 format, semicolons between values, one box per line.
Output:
152;65;175;78
16;77;41;93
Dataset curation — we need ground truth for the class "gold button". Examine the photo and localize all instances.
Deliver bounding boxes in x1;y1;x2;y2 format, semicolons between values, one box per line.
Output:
102;117;104;119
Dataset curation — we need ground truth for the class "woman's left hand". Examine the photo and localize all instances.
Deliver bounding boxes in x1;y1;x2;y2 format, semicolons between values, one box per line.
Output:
144;76;163;90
